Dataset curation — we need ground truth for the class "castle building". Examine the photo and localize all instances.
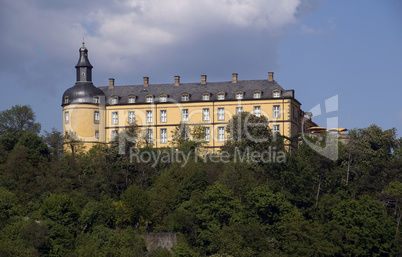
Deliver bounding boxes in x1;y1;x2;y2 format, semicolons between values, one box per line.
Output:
62;44;315;150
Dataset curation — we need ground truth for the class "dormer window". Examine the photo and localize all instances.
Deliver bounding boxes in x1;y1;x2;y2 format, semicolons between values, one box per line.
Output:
217;92;225;100
128;95;135;104
111;96;118;105
146;95;153;103
273;90;281;98
235;91;244;100
159;94;167;103
93;96;99;104
253;91;261;99
202;92;210;101
181;93;189;102
64;96;69;104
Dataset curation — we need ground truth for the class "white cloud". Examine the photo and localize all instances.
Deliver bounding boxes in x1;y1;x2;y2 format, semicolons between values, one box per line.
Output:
1;0;310;87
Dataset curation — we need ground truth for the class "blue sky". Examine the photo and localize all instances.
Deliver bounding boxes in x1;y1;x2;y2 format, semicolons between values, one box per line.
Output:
1;0;401;136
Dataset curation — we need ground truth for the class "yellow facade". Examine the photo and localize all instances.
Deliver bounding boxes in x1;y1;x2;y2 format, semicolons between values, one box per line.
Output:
62;44;314;152
63;97;303;151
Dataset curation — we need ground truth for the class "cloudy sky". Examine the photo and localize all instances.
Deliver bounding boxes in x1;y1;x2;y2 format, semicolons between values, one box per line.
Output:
1;0;401;136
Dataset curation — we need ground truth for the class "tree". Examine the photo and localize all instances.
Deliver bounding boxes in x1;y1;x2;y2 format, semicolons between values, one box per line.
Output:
222;112;283;154
0;105;41;136
43;128;63;160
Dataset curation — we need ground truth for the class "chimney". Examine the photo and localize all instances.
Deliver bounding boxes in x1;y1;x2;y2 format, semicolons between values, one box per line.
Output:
232;73;238;83
201;75;207;84
268;72;274;82
174;75;180;86
143;77;149;87
109;78;115;88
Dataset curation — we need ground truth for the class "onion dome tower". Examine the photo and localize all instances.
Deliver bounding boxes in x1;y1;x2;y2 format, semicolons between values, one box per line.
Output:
62;43;106;148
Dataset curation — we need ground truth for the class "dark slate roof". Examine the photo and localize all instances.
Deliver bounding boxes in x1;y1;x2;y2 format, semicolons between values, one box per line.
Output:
62;82;105;106
98;79;295;105
75;44;93;68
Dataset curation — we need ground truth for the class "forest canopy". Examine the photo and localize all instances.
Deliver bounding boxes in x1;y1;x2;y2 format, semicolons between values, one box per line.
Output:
0;105;401;256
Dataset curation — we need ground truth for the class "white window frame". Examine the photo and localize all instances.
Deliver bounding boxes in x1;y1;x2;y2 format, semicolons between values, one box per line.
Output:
160;110;167;123
147;129;153;144
146;110;153;123
128;111;135;124
160;128;167;144
254;106;261;117
112;112;118;125
128;96;135;103
93;96;99;104
112;97;118;105
217;93;225;100
204;127;210;142
182;109;189;122
146;95;153;103
111;130;118;139
217;108;225;121
94;111;100;124
273;90;281;98
64;97;69;104
236;107;243;115
273;105;280;119
159;95;167;102
65;111;69;123
181;94;189;102
273;125;280;134
253;91;261;99
95;130;99;139
203;108;210;121
218;127;225;142
202;93;210;101
235;92;243;100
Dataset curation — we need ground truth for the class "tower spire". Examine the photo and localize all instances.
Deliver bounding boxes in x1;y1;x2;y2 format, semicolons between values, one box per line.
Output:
75;42;93;82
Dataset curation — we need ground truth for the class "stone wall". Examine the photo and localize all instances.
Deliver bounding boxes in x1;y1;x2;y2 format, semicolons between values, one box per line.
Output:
142;233;178;252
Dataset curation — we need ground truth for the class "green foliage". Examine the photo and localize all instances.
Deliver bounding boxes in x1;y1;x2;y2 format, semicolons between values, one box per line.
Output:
0;106;401;256
0;105;41;136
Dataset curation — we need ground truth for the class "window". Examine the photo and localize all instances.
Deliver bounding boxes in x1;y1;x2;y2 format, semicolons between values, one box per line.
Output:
65;111;69;123
273;90;281;98
202;93;210;101
182;109;189;122
236;107;243;115
203;108;210;121
112;112;118;125
218;108;225;121
95;130;99;139
273;125;280;134
218;127;225;142
94;111;100;124
146;110;153;123
146;95;153;103
128;96;135;103
160;128;167;144
111;130;118;139
112;97;118;105
254;106;261;117
235;92;243;100
204;127;210;142
128;111;135;124
146;129;153;144
64;96;69;104
273;105;280;119
181;94;189;102
160;110;167;123
159;95;167;102
254;91;261;99
184;126;190;141
217;92;225;100
93;96;99;104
